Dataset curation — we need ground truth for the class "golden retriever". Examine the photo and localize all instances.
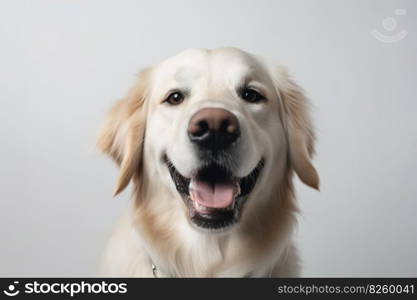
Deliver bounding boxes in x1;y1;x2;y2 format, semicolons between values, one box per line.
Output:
97;48;319;277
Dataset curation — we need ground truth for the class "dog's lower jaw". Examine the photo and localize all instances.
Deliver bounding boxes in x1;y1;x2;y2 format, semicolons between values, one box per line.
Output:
165;156;265;232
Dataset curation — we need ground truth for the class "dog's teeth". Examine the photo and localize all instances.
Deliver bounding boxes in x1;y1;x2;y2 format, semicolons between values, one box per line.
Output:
194;202;236;212
189;179;195;190
234;181;241;197
195;202;210;212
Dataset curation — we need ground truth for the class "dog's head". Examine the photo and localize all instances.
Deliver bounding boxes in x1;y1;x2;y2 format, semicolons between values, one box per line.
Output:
98;48;319;233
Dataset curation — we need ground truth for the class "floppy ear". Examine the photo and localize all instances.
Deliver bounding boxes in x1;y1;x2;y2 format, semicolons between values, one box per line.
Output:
97;69;151;196
279;72;320;190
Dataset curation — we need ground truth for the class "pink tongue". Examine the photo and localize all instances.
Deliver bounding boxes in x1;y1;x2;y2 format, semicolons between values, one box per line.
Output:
190;180;236;208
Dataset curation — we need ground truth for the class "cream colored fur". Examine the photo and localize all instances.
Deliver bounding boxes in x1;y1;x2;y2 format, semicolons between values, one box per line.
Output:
97;48;319;277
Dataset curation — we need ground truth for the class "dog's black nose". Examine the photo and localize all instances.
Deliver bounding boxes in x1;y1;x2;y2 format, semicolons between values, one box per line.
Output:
188;108;240;150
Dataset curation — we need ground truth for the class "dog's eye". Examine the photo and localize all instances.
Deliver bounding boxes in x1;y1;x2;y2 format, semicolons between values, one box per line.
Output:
241;88;265;103
165;92;184;105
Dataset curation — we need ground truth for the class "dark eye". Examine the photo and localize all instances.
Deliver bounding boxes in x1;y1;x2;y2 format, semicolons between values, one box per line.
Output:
165;91;184;105
241;88;265;103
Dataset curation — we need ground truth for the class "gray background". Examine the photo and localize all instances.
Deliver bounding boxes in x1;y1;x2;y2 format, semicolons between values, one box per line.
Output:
1;0;416;277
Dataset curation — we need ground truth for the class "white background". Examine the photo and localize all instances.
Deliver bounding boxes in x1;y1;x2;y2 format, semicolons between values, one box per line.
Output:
1;0;416;277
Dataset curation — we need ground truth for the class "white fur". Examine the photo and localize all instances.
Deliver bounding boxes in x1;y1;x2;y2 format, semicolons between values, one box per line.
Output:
97;48;319;277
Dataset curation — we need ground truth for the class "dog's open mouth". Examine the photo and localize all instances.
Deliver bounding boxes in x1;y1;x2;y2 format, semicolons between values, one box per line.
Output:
165;156;264;231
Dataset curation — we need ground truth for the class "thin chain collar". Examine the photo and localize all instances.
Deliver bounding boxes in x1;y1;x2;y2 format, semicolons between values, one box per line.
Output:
151;262;158;278
150;260;254;277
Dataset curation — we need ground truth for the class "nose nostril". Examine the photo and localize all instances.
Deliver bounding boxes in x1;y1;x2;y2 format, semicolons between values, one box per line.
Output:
199;120;209;131
221;118;239;135
189;120;210;139
220;119;230;133
193;120;209;137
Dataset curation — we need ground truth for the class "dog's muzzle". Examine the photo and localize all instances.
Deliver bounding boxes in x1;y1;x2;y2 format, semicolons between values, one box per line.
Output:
164;107;264;231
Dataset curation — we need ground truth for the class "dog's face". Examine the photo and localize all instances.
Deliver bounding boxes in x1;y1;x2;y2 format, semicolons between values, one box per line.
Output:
98;48;319;233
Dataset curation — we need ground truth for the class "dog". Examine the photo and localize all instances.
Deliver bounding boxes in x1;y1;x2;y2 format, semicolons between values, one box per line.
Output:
97;47;319;277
